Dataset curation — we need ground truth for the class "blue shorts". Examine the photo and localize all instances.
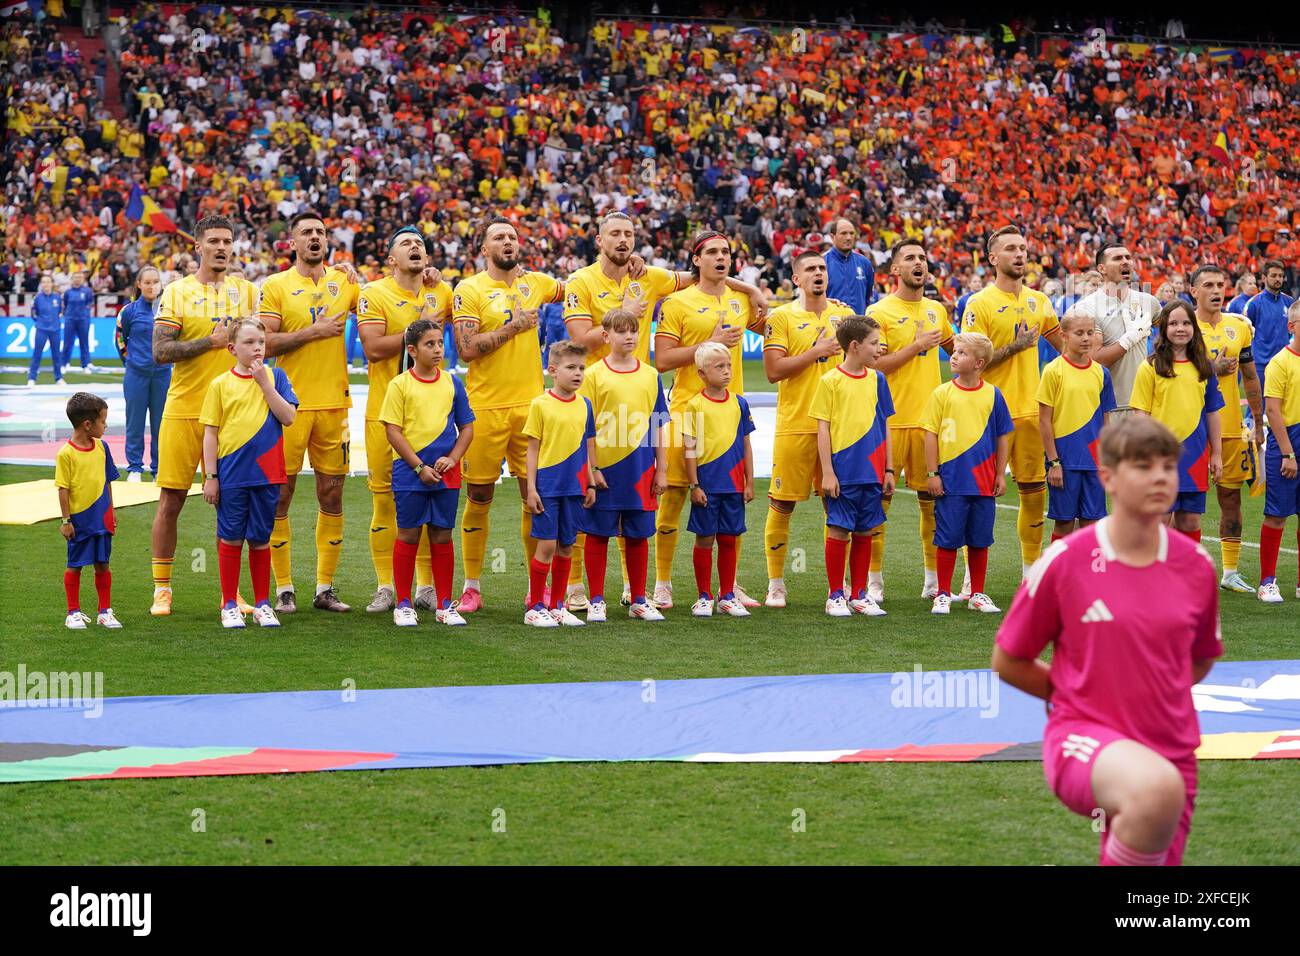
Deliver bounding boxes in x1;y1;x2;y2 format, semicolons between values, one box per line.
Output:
1047;469;1107;522
531;495;583;546
687;491;747;537
1171;490;1207;515
395;487;459;530
67;533;112;568
582;508;656;539
217;484;280;544
1264;451;1300;518
934;494;996;550
824;483;885;534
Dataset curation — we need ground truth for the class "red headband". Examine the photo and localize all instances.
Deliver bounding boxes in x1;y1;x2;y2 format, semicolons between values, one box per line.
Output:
692;233;730;256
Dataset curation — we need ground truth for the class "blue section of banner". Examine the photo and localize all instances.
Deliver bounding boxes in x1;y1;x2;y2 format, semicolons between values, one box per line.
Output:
3;317;120;361
2;661;1296;777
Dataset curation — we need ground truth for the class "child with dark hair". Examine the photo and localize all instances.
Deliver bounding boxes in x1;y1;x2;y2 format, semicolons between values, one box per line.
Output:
55;392;120;629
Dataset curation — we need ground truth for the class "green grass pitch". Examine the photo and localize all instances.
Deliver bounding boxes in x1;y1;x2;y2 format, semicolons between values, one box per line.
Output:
2;414;1297;864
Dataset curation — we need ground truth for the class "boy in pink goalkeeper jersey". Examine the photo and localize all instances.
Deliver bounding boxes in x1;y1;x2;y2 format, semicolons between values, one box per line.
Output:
993;416;1222;866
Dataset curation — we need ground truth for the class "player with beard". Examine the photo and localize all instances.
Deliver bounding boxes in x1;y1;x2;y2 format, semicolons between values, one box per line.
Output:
149;215;260;615
356;227;453;613
1191;265;1265;595
652;231;768;609
961;226;1063;587
865;239;954;603
453;217;566;613
562;211;767;609
256;211;361;614
1069;243;1162;416
761;250;855;606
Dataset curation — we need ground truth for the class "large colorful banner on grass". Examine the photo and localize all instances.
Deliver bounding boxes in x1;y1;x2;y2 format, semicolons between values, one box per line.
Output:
2;661;1296;783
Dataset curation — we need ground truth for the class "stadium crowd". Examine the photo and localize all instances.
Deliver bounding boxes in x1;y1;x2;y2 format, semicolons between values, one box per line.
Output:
4;4;1300;305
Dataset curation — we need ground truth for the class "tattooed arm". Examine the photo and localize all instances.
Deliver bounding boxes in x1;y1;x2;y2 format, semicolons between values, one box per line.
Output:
454;314;534;361
153;320;227;364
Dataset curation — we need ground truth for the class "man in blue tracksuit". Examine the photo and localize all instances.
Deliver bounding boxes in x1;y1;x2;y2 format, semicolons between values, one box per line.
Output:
61;270;96;372
115;266;171;480
29;274;64;385
824;218;875;312
1245;259;1296;384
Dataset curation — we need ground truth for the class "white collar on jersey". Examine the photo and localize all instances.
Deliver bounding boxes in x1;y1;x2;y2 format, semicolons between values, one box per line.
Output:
1094;516;1169;564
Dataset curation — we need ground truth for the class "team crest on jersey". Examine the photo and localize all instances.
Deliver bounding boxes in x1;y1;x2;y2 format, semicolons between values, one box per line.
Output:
327;281;341;298
1225;328;1237;340
358;296;369;314
1027;299;1037;312
518;283;531;299
628;282;642;297
425;293;438;308
226;287;240;307
729;300;741;314
927;310;937;322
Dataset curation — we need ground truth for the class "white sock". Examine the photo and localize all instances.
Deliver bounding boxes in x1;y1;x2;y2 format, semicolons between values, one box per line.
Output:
868;571;884;586
315;583;332;595
768;577;785;589
464;577;480;591
923;568;938;587
1022;562;1033;579
153;586;172;597
655;579;671;590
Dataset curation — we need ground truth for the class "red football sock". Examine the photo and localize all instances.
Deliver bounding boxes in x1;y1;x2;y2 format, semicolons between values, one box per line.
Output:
218;541;242;606
94;569;111;613
1050;532;1065;543
625;537;649;603
393;539;418;604
968;547;989;594
64;568;81;612
1296;529;1300;586
432;541;454;609
825;537;848;595
585;535;609;602
693;545;713;598
550;555;571;609
248;546;271;605
1178;527;1201;542
528;557;551;609
717;534;738;598
1258;525;1283;580
849;534;872;597
937;547;958;595
1100;833;1167;867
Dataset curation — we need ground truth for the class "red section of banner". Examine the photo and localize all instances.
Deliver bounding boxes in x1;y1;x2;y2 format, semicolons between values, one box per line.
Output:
75;748;394;779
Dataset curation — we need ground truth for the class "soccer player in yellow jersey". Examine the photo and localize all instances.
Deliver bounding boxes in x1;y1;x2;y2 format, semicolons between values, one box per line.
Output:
961;226;1063;582
653;231;768;609
148;215;259;616
258;211;359;614
453;217;565;613
356;226;453;613
761;250;854;607
1190;265;1265;594
562;211;766;609
867;239;954;603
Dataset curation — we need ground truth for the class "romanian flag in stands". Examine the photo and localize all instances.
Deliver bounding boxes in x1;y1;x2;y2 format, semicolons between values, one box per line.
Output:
1209;127;1231;166
124;184;178;234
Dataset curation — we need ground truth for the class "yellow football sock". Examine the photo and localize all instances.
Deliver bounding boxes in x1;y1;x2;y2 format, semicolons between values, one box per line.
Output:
522;506;538;564
617;535;630;587
918;496;937;572
870;496;892;573
151;557;173;589
415;532;433;588
1018;485;1046;565
764;505;792;579
569;532;586;587
369;494;396;588
460;497;491;580
1221;537;1241;574
269;515;292;591
315;510;343;588
655;486;688;581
